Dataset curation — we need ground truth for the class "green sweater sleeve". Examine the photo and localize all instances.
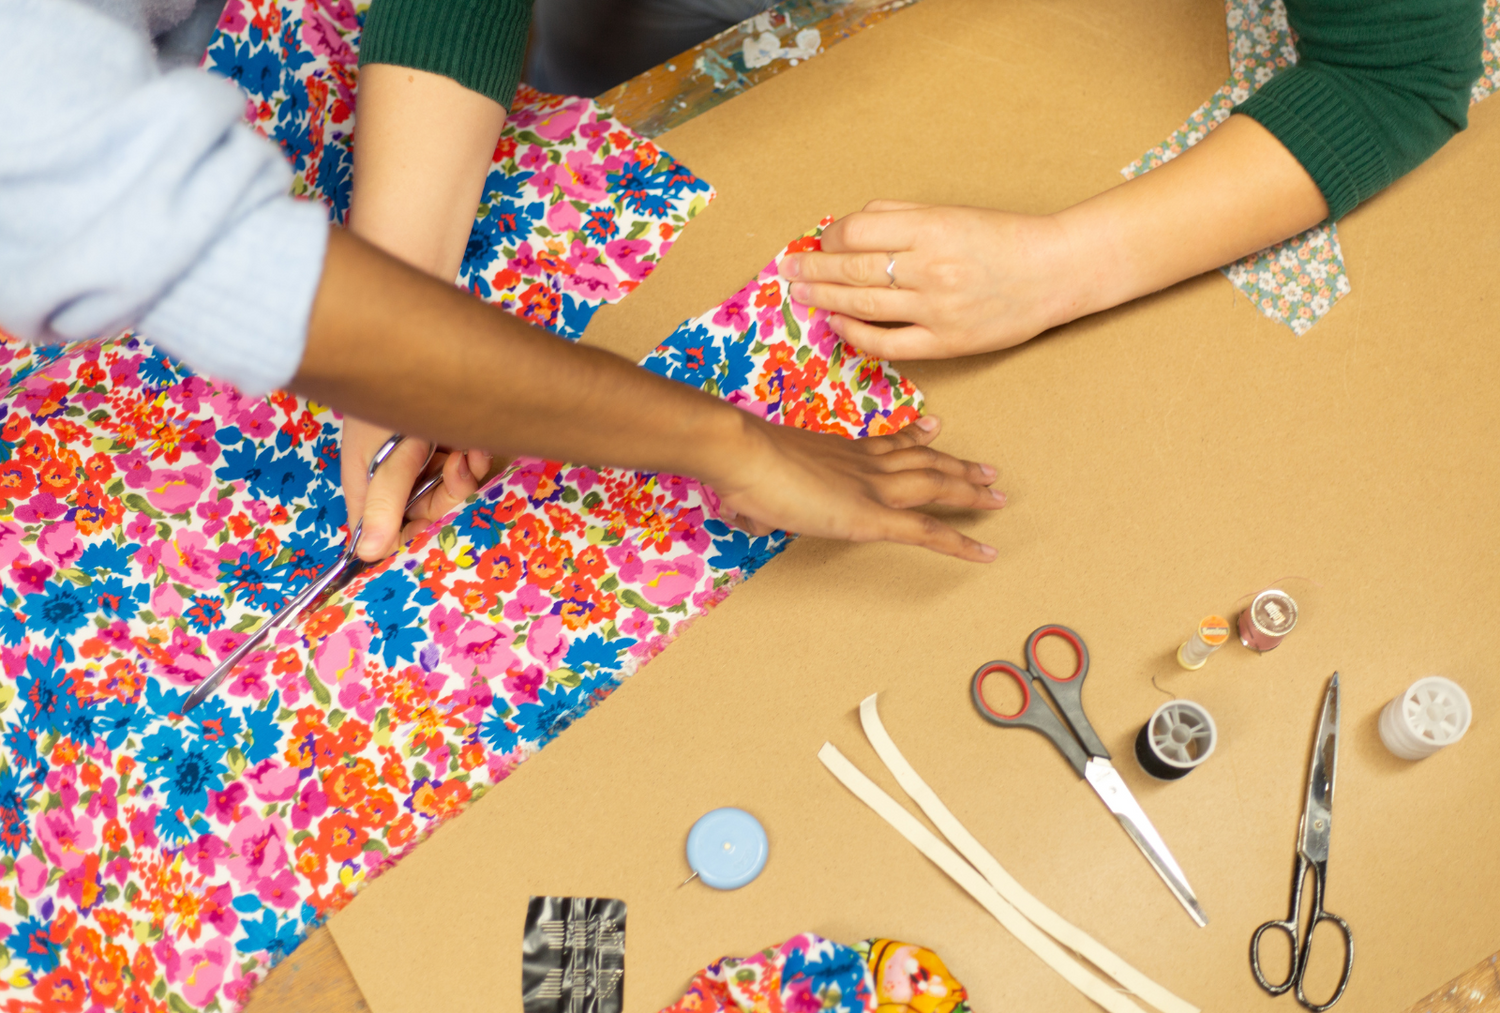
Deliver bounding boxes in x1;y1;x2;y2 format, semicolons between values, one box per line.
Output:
359;0;533;109
1234;0;1484;219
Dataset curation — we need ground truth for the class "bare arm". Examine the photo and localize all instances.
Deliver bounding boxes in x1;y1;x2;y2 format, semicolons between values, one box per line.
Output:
777;115;1329;359
294;228;1008;561
342;64;509;559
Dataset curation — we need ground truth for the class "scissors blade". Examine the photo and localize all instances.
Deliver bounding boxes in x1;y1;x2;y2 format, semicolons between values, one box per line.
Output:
1298;673;1341;864
1084;757;1209;926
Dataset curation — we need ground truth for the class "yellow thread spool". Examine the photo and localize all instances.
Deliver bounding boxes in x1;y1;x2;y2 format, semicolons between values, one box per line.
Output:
1177;615;1230;670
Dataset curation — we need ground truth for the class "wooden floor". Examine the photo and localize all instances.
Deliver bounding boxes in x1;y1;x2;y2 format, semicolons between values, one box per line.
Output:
244;2;1498;1011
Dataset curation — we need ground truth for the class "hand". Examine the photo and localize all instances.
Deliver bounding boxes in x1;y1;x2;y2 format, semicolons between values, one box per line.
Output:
340;416;494;562
778;201;1086;360
710;414;1006;562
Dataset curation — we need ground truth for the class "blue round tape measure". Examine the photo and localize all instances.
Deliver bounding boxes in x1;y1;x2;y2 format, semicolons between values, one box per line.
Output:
686;807;767;890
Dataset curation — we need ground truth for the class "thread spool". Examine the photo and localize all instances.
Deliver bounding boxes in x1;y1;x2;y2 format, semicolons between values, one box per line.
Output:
1378;677;1472;760
1177;616;1230;670
1134;700;1217;781
1238;589;1298;652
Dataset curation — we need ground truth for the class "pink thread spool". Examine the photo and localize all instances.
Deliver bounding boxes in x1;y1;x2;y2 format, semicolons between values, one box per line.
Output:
1238;589;1298;652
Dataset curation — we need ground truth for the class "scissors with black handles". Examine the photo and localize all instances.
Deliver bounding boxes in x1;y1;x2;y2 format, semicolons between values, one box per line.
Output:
1251;673;1353;1011
970;624;1208;926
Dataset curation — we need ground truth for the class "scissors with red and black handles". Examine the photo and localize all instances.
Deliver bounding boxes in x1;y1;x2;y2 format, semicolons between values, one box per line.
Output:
970;623;1209;927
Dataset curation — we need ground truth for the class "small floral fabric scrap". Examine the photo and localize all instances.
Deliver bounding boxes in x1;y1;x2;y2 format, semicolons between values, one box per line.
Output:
659;934;970;1013
0;219;921;1012
1124;0;1500;336
203;0;714;337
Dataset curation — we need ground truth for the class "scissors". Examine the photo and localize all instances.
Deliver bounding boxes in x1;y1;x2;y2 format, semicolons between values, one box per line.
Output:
182;434;444;713
970;624;1208;926
1250;673;1353;1011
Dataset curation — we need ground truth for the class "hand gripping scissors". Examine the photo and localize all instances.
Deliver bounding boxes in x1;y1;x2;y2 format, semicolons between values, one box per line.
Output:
1251;673;1353;1011
970;624;1208;926
182;434;443;713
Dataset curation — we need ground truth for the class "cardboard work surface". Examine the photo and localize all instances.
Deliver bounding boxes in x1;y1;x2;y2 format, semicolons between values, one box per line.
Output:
327;0;1500;1010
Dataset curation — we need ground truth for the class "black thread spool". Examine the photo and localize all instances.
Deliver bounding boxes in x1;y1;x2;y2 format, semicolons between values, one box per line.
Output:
1135;700;1218;781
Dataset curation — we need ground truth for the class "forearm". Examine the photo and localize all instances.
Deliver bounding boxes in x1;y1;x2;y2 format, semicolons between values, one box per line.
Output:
347;63;507;278
1056;115;1329;322
296;228;747;480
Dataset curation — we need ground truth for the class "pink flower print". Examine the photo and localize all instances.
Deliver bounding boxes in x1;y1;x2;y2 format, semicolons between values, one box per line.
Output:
450;619;520;678
15;855;48;897
206;628;248;660
713;283;755;331
207;782;248;822
169;374;211;412
84;778;119;821
638;554;706;608
502;665;546;704
619;609;655;639
524;613;567;667
337;670;379;723
10;558;53;597
117;449;153;488
518;144;550;171
217;0;248;33
158;529;222;589
13;490;66;523
152;581;185;619
130;806;161;849
562;260;623;302
532;102;583;141
36;522;83;569
126;510;156;541
509;241;544;278
174;938;232;1009
57;858;104;911
784;978;822;1013
604;541;644;582
563;465;600;493
247;499;271;524
502;581;553;623
547;200;582;234
182;834;230;875
299;5;354;63
143;463;212;514
45;764;79;808
196;494;233;536
228;812;293;892
200;881;239;936
428;604;465;649
228;657;272;701
290;779;328;830
105;854;131;885
546;150;610;202
314;622;371;686
604;238;653;281
37;808;96;870
0;522;25;568
245;758;301;802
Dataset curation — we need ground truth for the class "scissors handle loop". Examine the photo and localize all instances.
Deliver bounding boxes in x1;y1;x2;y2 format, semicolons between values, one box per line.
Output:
970;659;1091;777
1251;854;1354;1011
1025;623;1089;682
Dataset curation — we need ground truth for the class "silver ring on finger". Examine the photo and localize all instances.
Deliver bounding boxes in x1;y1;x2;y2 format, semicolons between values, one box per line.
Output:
885;252;898;290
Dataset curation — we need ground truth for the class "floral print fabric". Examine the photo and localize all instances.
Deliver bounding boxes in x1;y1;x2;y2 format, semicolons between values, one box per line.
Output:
204;0;713;337
659;934;970;1013
1124;0;1500;336
0;3;930;1012
0;221;919;1012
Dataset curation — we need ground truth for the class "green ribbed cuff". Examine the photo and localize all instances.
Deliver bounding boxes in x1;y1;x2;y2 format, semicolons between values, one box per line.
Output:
1235;66;1395;221
360;0;533;109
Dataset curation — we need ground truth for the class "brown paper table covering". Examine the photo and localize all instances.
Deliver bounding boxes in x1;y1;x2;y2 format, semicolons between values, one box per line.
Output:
322;0;1500;1009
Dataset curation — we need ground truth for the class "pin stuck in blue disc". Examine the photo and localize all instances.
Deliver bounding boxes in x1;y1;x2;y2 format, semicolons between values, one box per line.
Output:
686;807;768;890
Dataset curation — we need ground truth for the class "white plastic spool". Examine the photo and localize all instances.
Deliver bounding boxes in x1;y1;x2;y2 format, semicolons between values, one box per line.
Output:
1378;677;1472;760
1135;699;1218;781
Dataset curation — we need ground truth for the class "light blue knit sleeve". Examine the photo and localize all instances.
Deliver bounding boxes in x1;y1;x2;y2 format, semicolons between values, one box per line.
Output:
0;0;328;396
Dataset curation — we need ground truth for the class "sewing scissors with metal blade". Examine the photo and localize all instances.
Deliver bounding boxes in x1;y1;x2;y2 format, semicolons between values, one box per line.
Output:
182;434;443;713
970;624;1208;926
1251;673;1353;1011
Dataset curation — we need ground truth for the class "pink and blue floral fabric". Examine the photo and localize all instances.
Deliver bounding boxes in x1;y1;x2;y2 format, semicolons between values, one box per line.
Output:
0;6;923;1013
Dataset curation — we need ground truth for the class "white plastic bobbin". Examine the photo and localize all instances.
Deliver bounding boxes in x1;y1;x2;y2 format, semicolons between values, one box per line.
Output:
1135;700;1218;781
1378;677;1472;760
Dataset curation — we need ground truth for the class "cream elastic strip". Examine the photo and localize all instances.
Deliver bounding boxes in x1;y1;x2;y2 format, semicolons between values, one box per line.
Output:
856;695;1198;1013
818;743;1150;1013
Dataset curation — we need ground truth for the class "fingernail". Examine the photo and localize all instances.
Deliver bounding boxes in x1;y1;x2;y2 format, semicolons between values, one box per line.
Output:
790;282;810;302
778;256;800;279
989;488;1007;505
914;416;939;432
455;457;471;481
979;544;998;559
980;463;997;480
